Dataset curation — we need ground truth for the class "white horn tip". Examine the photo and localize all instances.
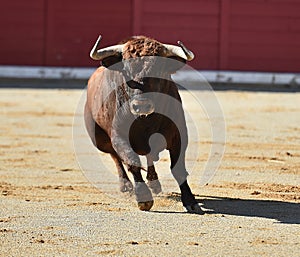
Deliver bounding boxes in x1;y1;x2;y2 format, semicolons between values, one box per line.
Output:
90;35;103;60
177;40;194;61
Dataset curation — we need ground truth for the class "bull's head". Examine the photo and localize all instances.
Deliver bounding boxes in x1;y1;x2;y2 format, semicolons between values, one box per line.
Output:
89;35;194;117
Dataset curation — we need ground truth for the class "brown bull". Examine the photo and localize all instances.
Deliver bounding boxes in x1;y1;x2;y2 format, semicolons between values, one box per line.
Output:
84;35;202;214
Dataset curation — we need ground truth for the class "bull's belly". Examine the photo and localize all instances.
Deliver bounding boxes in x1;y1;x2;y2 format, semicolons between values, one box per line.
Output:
128;114;173;157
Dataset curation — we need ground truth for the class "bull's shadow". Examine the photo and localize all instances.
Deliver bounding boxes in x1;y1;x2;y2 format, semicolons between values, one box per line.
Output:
160;194;300;224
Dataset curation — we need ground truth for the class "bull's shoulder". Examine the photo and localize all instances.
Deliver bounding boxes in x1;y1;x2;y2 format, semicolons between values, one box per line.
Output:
88;67;124;89
88;67;106;85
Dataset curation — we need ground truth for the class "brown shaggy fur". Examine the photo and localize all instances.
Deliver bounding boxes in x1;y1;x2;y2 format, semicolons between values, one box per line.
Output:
122;36;164;59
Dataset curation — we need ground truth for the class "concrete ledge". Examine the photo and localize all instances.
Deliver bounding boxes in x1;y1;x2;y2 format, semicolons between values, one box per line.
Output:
0;66;94;80
0;65;299;87
174;70;300;86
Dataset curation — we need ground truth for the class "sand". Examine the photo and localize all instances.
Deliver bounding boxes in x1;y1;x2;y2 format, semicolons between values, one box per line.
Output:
0;87;299;256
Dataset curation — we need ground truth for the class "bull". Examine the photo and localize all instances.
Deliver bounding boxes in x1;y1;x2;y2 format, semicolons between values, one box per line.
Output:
84;35;202;214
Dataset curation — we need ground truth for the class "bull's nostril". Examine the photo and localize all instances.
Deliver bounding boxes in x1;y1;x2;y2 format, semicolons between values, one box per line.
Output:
133;104;140;112
130;99;154;115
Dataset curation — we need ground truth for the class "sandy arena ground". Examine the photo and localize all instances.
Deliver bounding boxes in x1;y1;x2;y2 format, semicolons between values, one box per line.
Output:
0;86;299;256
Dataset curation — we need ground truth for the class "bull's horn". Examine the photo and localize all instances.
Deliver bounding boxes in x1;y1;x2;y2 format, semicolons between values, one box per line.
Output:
90;35;124;61
163;41;194;61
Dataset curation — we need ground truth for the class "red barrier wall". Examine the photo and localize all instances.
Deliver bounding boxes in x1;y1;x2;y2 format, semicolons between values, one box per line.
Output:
1;0;299;72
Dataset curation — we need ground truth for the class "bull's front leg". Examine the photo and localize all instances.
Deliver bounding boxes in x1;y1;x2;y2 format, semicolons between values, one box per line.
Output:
146;155;162;195
169;146;203;214
111;132;153;211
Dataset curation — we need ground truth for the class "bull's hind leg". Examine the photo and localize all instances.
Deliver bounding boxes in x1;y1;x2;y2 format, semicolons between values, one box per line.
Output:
146;155;162;194
110;154;133;193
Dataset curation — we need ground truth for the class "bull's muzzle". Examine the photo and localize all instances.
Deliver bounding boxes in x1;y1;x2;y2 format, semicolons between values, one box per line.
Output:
130;97;155;117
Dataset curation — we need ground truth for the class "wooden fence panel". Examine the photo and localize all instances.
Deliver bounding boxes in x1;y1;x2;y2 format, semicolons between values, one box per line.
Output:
132;0;221;70
227;0;300;72
45;0;132;66
0;1;46;65
1;0;299;72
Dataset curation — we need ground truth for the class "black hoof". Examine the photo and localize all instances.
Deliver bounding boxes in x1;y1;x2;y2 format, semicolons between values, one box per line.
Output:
147;179;162;194
138;200;154;211
184;203;204;214
135;182;153;209
119;178;133;193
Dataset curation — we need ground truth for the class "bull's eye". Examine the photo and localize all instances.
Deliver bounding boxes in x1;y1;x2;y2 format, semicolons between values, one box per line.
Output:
126;80;143;90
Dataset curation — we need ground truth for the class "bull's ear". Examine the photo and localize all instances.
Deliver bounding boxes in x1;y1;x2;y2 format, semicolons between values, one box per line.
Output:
165;56;186;73
101;55;123;71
